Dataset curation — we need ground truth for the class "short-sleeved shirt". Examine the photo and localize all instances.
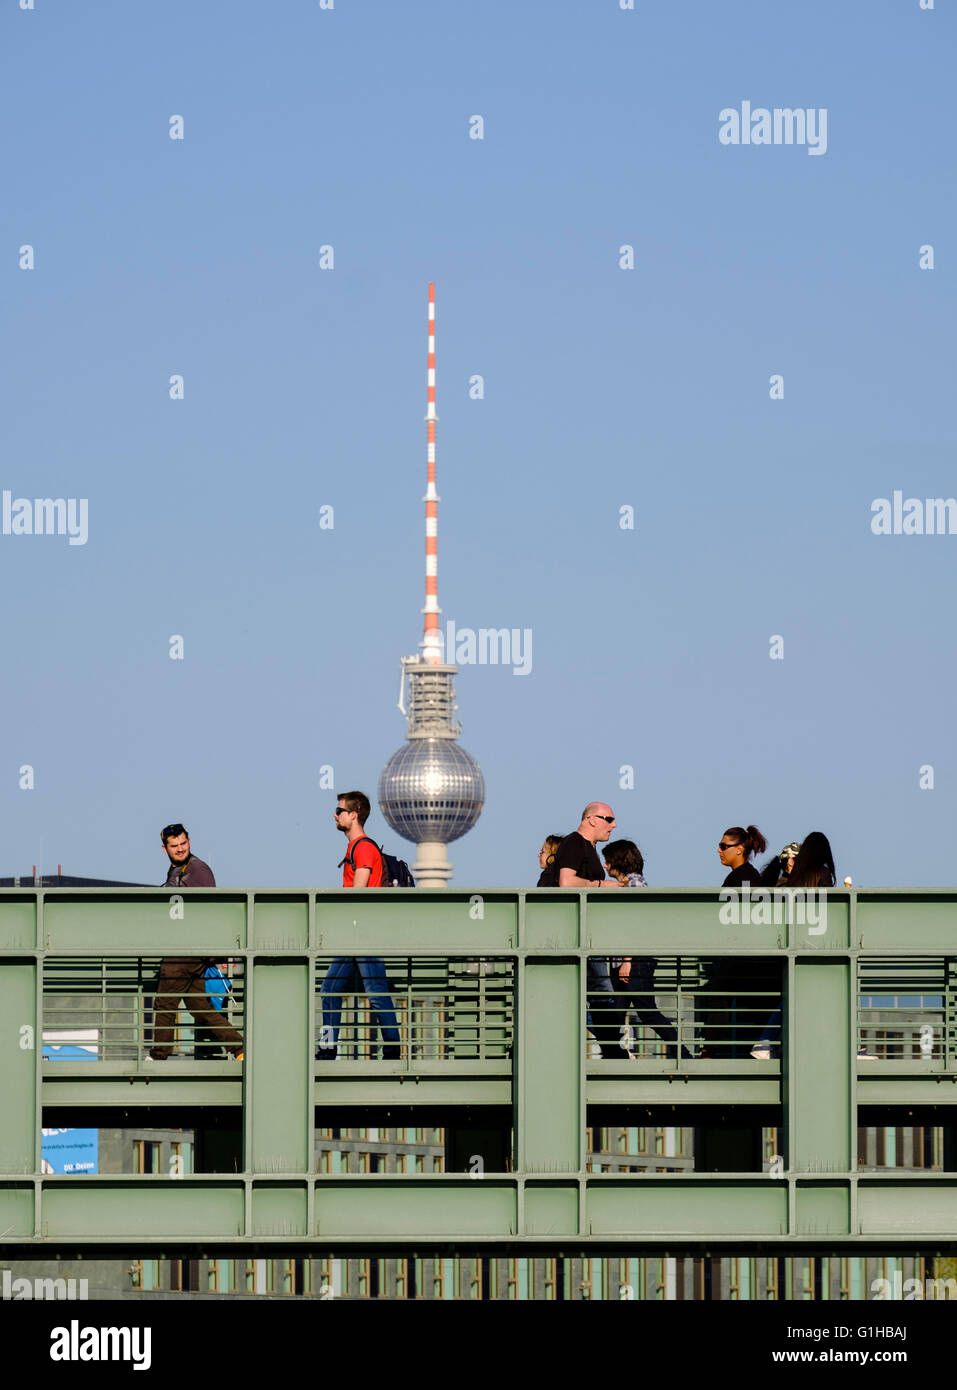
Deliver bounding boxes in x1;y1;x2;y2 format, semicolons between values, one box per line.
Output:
343;837;384;888
551;832;605;886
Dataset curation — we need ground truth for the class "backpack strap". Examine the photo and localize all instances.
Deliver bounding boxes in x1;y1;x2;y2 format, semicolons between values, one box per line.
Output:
339;836;384;878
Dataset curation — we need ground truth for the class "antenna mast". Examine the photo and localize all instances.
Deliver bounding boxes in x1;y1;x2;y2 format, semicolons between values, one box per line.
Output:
421;282;443;666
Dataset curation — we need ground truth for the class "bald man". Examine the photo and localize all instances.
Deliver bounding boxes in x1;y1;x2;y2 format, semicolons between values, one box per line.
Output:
547;804;623;1059
555;804;621;888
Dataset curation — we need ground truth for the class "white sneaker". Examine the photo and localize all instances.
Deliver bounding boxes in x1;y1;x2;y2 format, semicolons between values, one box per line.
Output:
750;1046;772;1061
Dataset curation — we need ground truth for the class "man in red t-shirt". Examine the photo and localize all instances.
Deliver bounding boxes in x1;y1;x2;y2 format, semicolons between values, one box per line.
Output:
316;790;401;1061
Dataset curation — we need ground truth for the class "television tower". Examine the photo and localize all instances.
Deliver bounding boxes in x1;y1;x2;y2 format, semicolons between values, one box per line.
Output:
377;284;484;886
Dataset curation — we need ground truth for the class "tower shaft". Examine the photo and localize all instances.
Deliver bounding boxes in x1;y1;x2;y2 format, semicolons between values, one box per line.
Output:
422;282;442;666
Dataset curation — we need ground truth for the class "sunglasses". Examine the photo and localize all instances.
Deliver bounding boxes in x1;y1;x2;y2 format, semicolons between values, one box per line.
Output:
718;841;741;851
334;807;352;816
592;815;615;823
162;824;187;841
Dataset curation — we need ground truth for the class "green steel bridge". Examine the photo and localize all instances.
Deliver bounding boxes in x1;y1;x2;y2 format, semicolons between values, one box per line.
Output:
2;886;957;1259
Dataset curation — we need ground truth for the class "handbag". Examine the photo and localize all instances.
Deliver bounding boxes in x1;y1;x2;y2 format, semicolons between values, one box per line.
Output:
204;963;231;1011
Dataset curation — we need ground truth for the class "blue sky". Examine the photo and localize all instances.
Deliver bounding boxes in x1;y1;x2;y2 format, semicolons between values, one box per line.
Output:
2;0;954;888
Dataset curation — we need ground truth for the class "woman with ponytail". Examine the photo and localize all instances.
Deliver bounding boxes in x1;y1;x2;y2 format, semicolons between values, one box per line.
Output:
704;824;770;1057
718;825;768;888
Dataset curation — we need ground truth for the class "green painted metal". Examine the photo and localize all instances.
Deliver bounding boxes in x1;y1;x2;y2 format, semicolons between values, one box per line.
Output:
791;959;851;1172
1;886;956;1253
0;960;37;1175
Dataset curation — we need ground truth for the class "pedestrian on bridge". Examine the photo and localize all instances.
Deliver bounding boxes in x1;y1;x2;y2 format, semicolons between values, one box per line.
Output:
538;804;623;1059
316;791;401;1062
149;824;244;1062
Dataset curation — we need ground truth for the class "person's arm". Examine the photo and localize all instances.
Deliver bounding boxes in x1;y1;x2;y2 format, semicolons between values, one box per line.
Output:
559;866;597;887
353;864;372;889
557;867;619;887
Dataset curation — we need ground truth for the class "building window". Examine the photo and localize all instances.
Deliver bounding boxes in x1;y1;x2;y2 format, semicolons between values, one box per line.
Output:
134;1140;162;1174
170;1141;192;1175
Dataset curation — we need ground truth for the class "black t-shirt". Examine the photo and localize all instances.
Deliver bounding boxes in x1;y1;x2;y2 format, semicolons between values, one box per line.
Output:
542;832;605;887
722;862;763;888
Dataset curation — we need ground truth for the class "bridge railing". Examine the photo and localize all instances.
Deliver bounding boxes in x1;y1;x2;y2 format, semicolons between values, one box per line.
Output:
3;886;957;1253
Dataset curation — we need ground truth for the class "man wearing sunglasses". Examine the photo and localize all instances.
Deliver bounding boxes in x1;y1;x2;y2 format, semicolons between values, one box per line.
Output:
148;824;244;1062
552;804;621;889
316;792;401;1062
540;804;623;1059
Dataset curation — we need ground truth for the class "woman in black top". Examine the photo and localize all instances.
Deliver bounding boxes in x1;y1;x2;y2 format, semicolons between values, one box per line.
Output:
718;825;768;887
750;831;837;1059
788;832;836;888
705;825;769;1056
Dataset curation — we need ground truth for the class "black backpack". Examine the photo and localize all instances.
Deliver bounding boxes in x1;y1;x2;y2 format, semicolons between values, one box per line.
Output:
341;836;415;888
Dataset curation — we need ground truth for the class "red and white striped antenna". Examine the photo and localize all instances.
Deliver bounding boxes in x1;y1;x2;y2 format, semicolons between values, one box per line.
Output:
421;282;443;665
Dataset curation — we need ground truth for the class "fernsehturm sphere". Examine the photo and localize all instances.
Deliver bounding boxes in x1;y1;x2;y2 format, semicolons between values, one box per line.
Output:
378;285;484;886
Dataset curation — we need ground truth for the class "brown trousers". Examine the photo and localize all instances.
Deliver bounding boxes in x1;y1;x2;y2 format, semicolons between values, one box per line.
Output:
150;958;243;1057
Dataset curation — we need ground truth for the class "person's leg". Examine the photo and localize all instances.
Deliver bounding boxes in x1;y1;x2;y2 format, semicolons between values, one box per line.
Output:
194;1027;225;1061
588;958;624;1059
318;958;355;1055
631;1004;691;1059
734;961;777;1059
180;967;244;1055
697;959;734;1058
357;958;401;1058
150;958;193;1058
616;969;688;1061
752;1007;782;1058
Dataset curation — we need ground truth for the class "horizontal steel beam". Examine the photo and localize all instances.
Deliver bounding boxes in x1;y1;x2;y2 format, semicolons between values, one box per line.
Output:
4;887;957;1255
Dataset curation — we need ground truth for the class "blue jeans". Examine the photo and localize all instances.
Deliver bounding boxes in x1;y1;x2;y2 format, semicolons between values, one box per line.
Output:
319;957;400;1051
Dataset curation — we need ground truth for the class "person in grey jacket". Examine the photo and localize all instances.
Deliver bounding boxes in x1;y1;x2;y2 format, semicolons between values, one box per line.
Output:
149;824;243;1061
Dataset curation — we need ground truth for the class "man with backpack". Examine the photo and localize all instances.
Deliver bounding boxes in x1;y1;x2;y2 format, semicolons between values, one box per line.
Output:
316;791;402;1062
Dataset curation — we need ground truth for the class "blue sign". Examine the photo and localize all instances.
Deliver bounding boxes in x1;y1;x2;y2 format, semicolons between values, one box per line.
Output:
41;1128;98;1175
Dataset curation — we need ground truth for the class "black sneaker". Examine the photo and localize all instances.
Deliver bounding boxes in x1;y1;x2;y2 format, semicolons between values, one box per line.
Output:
315;1049;337;1062
381;1046;401;1061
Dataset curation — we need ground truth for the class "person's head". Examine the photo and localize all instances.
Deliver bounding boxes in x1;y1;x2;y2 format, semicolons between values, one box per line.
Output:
335;790;371;835
761;840;802;886
538;834;564;870
161;823;190;864
780;841;802;879
718;825;767;871
788;831;836;888
602;839;644;883
578;802;617;845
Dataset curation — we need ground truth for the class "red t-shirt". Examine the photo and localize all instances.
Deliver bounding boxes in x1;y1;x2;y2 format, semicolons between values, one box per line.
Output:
343;837;384;887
